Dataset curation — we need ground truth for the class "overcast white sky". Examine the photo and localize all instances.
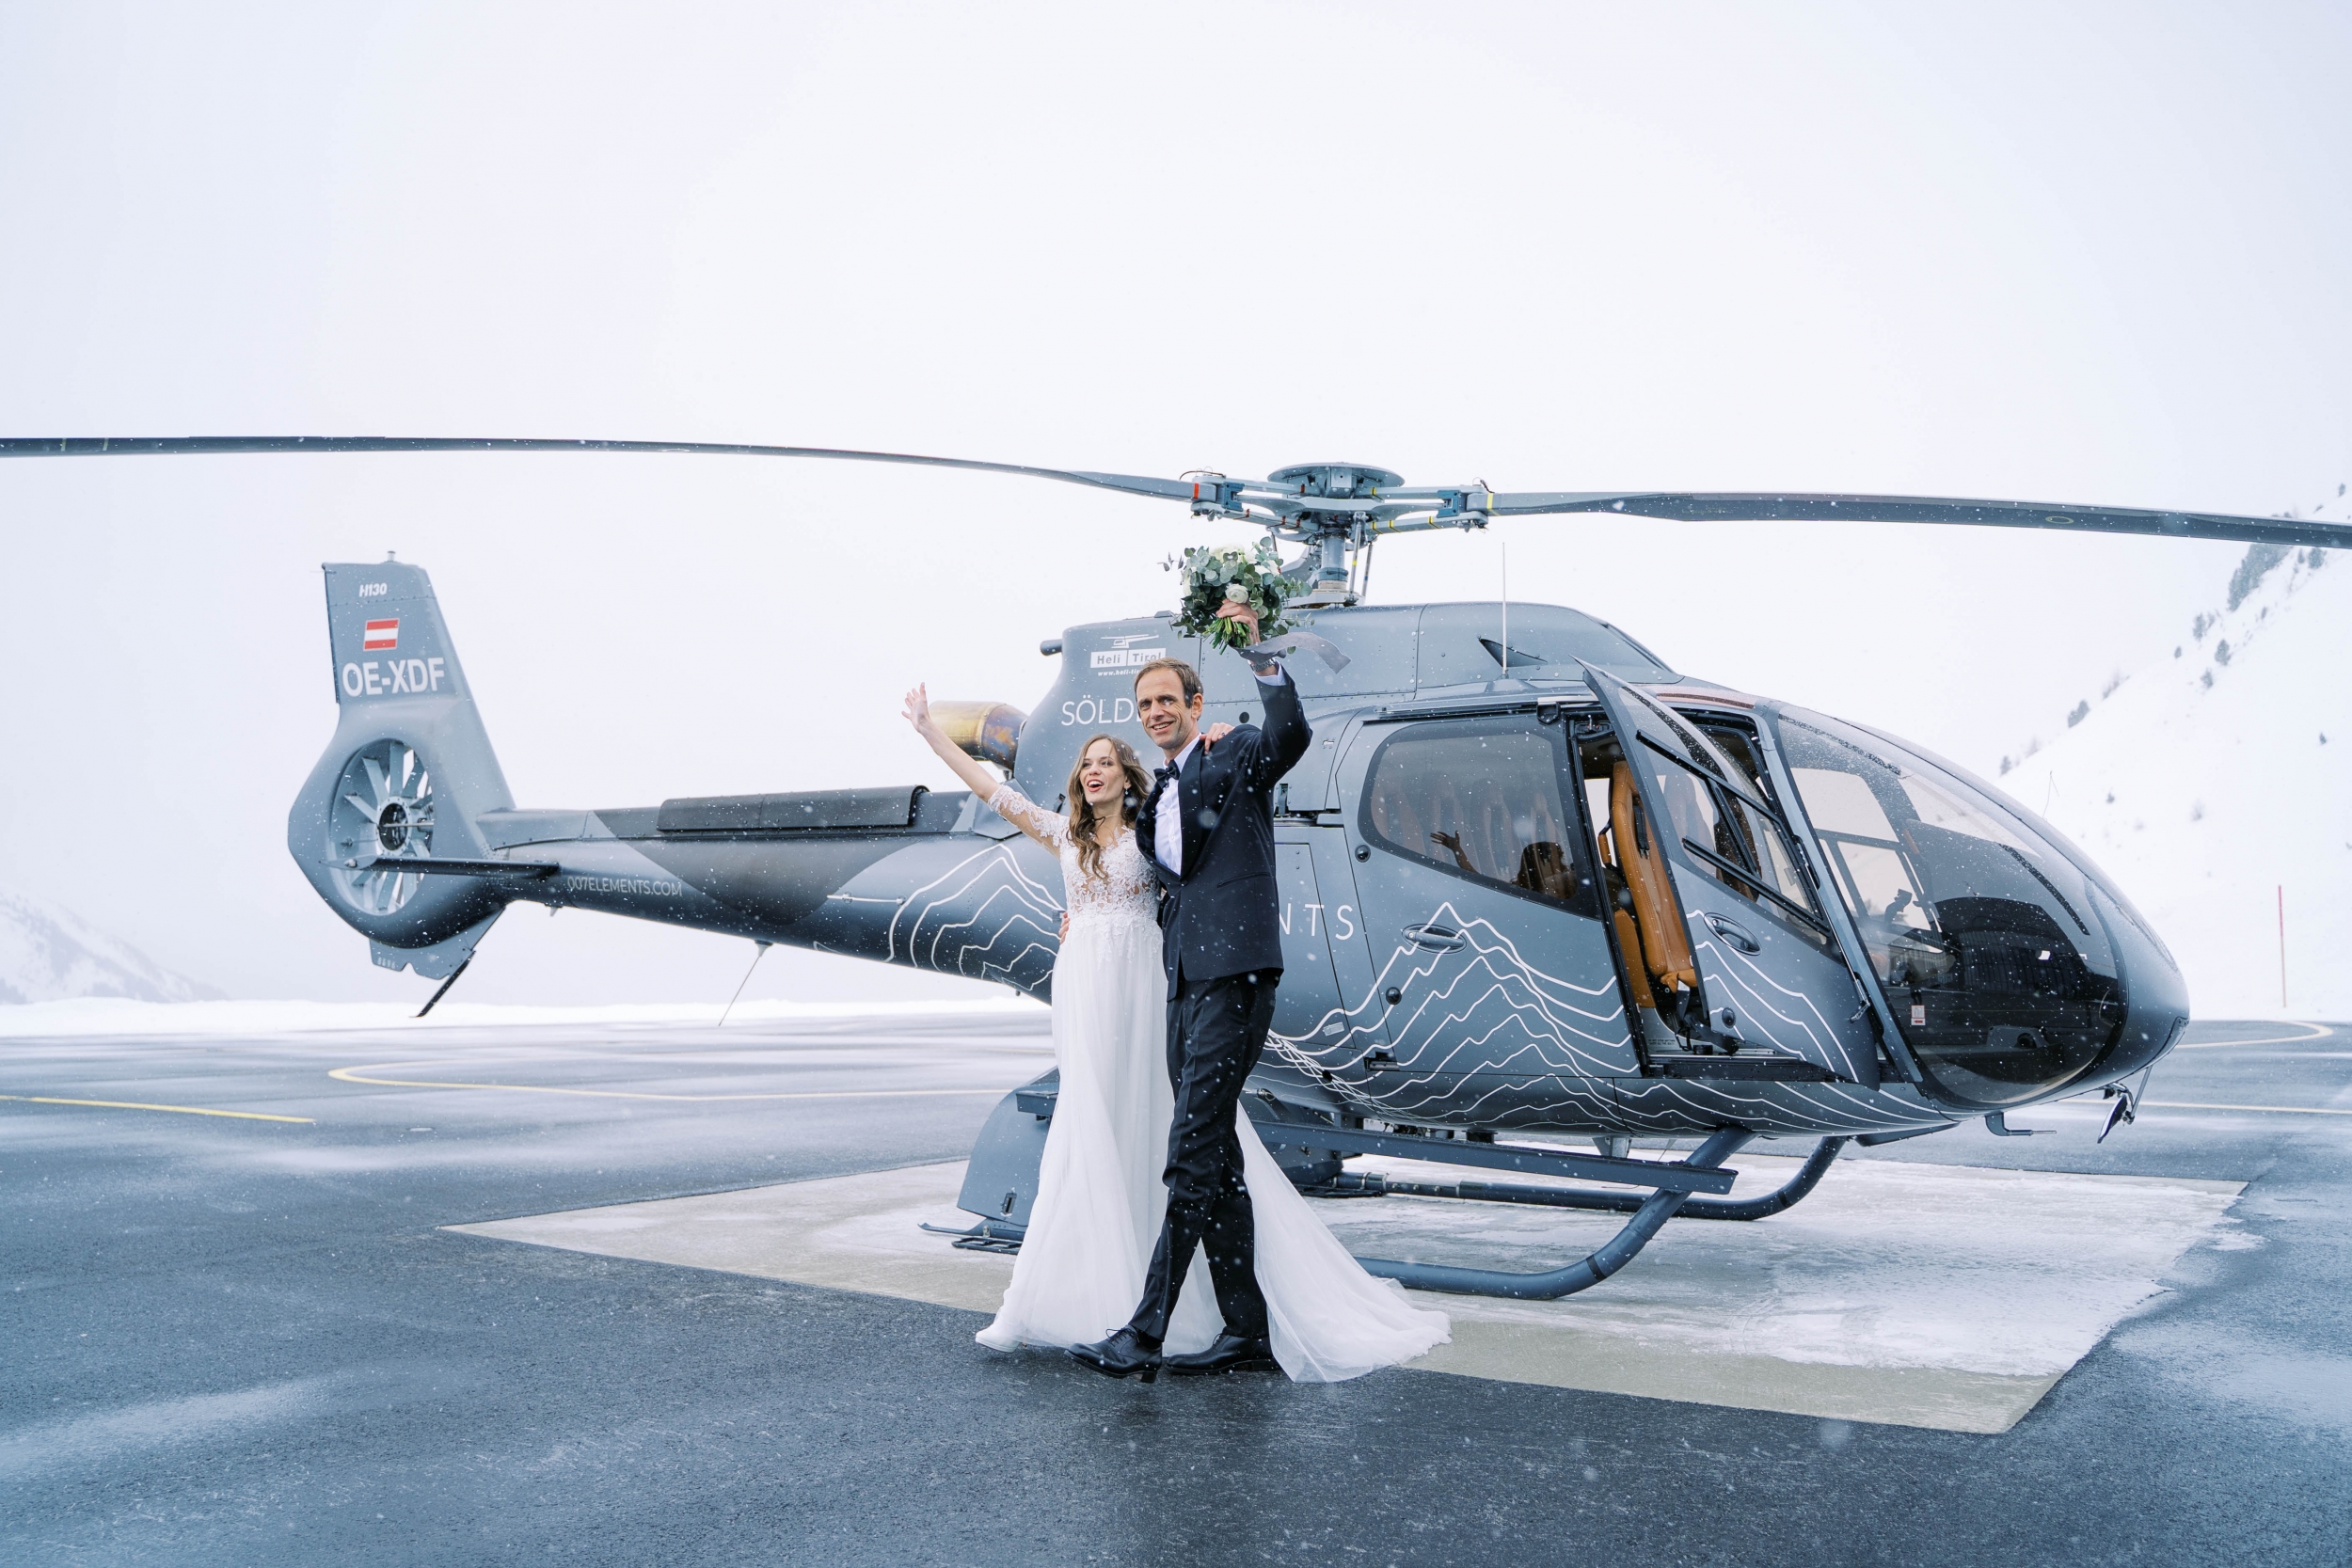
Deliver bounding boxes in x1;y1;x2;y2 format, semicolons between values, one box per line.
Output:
2;2;2346;1005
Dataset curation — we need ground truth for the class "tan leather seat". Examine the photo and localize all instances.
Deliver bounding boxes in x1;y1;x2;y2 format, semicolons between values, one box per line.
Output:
1594;789;1655;1009
1613;908;1659;1009
1611;762;1698;997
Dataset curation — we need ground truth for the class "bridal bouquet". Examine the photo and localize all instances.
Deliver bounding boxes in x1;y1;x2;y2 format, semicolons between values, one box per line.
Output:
1168;541;1296;652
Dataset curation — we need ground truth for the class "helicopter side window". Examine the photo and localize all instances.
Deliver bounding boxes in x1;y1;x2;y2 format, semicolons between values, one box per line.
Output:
1786;763;1935;972
1359;721;1599;919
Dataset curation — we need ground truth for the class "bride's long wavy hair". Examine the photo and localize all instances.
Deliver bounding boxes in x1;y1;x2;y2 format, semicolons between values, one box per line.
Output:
1064;734;1155;883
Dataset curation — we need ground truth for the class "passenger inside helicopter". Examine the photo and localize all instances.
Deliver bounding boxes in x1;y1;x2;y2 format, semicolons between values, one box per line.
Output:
1360;721;1596;918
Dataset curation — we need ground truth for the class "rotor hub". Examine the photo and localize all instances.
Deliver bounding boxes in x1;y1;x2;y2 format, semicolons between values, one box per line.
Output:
1257;465;1406;604
1267;463;1405;501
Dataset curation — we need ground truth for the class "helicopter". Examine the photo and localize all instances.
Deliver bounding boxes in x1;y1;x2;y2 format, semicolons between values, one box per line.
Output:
9;435;2348;1300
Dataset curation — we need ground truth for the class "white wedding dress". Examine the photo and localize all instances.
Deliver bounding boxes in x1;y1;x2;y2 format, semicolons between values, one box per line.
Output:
975;785;1450;1382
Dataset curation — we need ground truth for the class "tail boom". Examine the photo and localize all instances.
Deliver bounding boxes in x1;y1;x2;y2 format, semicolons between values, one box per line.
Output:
293;561;1063;991
472;799;1063;996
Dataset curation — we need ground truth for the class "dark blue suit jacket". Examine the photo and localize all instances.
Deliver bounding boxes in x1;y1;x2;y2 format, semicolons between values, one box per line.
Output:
1136;671;1311;998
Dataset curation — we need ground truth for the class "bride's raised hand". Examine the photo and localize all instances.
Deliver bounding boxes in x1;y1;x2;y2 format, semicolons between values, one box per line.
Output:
902;683;938;737
1199;721;1237;752
905;681;1021;810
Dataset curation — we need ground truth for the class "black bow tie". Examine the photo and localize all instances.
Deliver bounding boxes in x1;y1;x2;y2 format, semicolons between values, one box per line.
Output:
1154;762;1181;786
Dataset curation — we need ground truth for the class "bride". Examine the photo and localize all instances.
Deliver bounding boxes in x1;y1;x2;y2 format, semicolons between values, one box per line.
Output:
903;685;1449;1382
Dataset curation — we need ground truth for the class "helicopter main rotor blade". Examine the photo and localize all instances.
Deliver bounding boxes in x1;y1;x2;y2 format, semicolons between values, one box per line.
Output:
0;436;1200;505
8;437;2342;550
1470;489;2351;550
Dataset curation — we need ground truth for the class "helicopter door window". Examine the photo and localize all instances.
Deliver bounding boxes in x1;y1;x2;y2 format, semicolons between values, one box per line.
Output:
1693;721;1771;800
1359;721;1598;919
1605;698;1829;931
1630;733;1829;945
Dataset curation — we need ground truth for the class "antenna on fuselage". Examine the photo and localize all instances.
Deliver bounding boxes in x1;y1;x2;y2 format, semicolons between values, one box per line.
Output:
718;941;772;1028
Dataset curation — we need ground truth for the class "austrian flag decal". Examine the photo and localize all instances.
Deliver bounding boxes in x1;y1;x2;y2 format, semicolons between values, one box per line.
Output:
362;618;399;651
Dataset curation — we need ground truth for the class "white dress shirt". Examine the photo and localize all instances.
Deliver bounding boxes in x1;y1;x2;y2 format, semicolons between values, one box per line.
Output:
1152;733;1201;877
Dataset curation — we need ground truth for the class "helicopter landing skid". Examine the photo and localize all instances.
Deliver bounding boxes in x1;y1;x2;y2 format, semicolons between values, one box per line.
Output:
947;1086;1796;1292
1347;1129;1756;1301
1303;1133;1849;1224
918;1217;1027;1254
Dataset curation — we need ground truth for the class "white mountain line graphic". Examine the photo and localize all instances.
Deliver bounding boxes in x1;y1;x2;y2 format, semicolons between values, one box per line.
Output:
1686;928;1846;1064
887;841;1058;956
1268;900;1651;1115
886;840;1061;987
924;882;1058;974
1612;1077;1934;1133
1259;897;1941;1133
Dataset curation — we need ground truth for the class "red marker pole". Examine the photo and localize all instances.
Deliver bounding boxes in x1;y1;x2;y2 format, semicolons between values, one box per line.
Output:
2278;885;2288;1010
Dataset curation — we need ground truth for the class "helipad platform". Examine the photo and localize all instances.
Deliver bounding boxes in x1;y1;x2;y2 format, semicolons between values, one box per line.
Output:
453;1147;2242;1434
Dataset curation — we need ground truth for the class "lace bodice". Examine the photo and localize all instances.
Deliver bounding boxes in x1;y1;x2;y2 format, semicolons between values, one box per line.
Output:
990;784;1158;936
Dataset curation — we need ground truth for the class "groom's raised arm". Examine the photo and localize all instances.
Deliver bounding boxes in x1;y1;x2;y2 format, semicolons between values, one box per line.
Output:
1247;664;1311;790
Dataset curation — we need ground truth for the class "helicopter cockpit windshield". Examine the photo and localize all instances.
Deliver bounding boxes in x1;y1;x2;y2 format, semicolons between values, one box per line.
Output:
1772;710;2128;1107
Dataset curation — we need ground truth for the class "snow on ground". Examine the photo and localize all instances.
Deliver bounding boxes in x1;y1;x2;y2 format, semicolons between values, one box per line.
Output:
1324;1153;2241;1381
0;884;222;1006
1997;545;2348;1018
0;995;1049;1039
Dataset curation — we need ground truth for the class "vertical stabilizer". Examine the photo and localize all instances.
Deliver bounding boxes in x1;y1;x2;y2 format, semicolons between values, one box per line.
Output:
288;562;516;976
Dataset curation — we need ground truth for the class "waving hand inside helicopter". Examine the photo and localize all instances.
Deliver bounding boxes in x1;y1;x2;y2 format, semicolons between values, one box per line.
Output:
903;599;1450;1383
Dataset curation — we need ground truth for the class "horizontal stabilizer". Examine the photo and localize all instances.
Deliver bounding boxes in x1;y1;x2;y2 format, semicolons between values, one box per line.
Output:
348;856;558;879
657;786;929;834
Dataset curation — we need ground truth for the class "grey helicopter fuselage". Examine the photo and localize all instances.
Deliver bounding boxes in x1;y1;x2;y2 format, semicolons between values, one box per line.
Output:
293;561;2188;1144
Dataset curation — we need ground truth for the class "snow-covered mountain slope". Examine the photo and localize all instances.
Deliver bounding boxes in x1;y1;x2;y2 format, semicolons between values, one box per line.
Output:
1997;546;2347;1019
0;884;222;1005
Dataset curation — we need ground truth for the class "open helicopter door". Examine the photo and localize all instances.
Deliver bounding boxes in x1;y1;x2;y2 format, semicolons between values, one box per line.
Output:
1579;666;1880;1087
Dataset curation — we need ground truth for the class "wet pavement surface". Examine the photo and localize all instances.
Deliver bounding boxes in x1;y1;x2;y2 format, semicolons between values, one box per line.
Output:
3;1013;2346;1567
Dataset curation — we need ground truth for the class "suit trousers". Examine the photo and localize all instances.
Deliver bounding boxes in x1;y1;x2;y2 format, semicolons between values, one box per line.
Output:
1128;970;1279;1342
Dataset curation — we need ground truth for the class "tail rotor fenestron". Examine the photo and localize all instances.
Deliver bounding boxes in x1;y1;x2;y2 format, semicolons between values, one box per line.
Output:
332;739;437;916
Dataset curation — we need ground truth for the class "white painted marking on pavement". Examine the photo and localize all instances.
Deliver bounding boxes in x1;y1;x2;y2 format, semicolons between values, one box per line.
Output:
2174;1022;2335;1048
0;1094;312;1123
328;1062;1010;1102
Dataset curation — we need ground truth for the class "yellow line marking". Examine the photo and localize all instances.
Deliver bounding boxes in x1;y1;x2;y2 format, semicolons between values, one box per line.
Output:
2143;1101;2352;1117
2176;1022;2335;1048
0;1094;312;1123
328;1062;1011;1102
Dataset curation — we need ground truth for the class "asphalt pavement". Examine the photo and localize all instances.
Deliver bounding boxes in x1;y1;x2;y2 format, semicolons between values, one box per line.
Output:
3;1013;2346;1567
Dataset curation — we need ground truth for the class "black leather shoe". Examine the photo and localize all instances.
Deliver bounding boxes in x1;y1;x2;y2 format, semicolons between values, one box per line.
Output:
1162;1332;1279;1376
1069;1326;1163;1383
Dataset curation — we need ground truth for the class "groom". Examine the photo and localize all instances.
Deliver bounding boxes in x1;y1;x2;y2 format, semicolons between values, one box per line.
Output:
1071;607;1311;1382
